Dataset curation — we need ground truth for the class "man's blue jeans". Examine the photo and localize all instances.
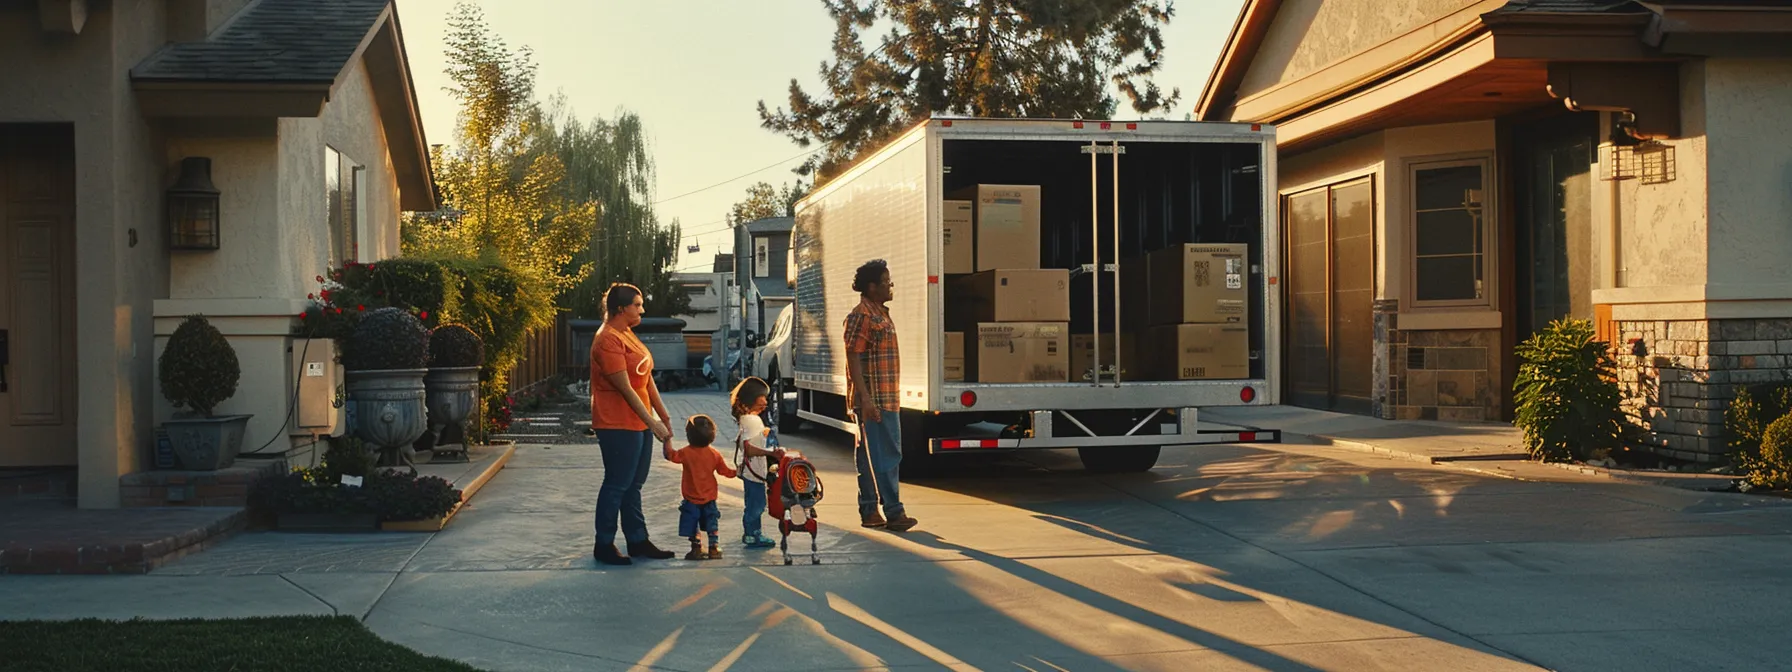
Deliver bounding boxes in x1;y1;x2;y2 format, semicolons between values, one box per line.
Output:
856;414;905;519
742;477;767;537
593;429;654;545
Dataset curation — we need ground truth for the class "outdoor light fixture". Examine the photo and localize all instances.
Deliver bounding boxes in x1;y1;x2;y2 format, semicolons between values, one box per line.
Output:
168;157;221;250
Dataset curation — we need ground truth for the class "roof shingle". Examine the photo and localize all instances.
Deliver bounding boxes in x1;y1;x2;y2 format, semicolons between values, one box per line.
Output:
132;0;390;84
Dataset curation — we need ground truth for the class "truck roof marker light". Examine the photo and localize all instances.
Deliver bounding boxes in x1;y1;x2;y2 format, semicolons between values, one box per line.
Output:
1073;121;1084;129
1241;386;1256;403
941;120;953;127
960;391;977;408
1252;123;1262;131
1126;123;1137;130
928;275;938;284
1100;122;1112;130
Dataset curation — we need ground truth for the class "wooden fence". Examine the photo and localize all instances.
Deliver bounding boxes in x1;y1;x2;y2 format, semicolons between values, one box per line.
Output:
507;315;572;395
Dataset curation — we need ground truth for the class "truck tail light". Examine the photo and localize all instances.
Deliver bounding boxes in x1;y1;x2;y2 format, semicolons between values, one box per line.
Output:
959;391;977;408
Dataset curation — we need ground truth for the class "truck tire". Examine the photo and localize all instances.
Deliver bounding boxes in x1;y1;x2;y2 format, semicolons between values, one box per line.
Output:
770;371;802;434
1078;446;1161;474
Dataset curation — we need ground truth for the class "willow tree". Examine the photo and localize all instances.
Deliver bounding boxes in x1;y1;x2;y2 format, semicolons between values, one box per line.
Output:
530;98;687;319
759;0;1180;181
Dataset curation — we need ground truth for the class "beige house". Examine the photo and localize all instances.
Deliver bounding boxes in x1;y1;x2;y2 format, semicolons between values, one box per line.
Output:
0;0;434;507
1198;0;1792;461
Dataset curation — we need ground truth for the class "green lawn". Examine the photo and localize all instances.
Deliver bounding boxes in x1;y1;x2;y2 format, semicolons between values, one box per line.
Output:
0;615;484;672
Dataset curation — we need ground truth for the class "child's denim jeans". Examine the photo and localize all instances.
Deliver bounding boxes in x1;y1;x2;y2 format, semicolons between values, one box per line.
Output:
742;477;768;536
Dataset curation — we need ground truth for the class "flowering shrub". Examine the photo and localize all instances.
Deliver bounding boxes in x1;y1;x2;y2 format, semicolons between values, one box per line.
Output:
252;465;463;522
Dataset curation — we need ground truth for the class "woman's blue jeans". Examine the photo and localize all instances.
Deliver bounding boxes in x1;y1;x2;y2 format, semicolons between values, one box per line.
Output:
593;429;654;545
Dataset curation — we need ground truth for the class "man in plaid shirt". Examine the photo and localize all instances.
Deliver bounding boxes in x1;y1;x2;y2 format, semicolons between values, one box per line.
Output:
844;259;918;532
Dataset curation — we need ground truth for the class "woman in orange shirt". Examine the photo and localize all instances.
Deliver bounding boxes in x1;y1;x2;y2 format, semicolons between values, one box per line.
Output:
590;283;678;566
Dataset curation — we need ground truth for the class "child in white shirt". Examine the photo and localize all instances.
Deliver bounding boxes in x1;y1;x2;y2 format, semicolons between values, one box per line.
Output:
731;377;785;548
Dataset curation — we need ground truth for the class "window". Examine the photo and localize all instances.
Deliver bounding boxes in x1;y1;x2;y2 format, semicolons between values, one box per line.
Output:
326;146;362;265
1410;157;1491;305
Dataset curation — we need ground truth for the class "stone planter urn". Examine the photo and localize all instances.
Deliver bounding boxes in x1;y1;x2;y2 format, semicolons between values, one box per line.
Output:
423;366;481;462
164;414;254;471
346;368;430;471
341;307;434;474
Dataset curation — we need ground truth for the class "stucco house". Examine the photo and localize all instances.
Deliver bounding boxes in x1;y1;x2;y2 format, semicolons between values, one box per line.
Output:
1196;0;1792;461
1;0;434;508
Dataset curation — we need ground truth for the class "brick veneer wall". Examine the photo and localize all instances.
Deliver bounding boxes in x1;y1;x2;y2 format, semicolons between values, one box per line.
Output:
1615;318;1792;462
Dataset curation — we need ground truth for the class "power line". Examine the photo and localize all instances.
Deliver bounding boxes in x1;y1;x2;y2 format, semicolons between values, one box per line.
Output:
652;148;818;206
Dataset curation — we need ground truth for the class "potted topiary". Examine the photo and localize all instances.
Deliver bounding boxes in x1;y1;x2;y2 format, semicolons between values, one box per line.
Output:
159;315;253;470
343;307;431;471
422;324;485;462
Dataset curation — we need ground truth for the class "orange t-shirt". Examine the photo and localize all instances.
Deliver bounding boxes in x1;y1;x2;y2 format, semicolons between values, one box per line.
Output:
668;445;736;504
590;325;654;431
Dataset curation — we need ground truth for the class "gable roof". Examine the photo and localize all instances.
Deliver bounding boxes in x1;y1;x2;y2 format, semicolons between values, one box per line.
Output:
131;0;390;84
131;0;436;211
744;217;795;235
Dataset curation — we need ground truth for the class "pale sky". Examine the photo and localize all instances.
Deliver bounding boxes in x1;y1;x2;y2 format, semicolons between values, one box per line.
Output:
391;0;1247;273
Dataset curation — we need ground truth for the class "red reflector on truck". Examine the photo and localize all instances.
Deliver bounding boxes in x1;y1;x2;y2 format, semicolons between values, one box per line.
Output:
1241;386;1256;403
959;391;977;408
1240;432;1257;442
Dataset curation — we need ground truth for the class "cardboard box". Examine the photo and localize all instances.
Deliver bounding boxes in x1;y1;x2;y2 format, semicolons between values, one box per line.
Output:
950;184;1041;271
949;270;1070;328
1147;243;1249;325
942;200;975;275
973;322;1070;383
1120;254;1151;331
1070;334;1114;382
1146;324;1249;380
943;359;966;382
943;331;965;359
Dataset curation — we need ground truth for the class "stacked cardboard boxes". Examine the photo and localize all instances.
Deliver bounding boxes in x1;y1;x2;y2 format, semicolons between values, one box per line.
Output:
942;185;1070;383
1128;243;1252;381
943;331;965;382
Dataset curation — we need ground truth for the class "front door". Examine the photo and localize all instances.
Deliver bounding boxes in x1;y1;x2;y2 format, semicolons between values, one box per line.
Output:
0;125;78;467
1514;114;1597;338
1284;177;1375;414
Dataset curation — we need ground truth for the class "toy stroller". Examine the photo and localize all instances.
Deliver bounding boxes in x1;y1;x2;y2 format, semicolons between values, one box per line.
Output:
764;447;824;565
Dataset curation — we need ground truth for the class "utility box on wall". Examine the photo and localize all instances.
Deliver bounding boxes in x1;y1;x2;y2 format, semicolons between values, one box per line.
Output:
290;338;341;435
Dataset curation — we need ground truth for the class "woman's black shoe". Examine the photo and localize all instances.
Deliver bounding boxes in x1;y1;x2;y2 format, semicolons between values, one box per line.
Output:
593;542;632;566
628;539;676;560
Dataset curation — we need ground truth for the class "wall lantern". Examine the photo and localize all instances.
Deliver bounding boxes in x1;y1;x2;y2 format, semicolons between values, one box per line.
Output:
168;157;221;250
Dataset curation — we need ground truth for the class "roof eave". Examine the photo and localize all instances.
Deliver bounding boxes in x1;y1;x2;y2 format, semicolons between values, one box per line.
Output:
361;3;437;212
1193;0;1283;121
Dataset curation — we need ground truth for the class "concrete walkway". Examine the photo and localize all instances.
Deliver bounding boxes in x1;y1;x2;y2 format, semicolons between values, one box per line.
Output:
1200;405;1739;491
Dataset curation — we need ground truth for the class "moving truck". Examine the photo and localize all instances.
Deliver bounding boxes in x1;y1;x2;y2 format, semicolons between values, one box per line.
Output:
757;117;1283;475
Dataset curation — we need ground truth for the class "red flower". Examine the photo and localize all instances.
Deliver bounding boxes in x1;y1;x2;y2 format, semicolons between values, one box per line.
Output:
320;290;331;300
357;305;365;311
308;293;315;300
367;264;376;271
420;311;429;320
334;307;343;314
299;312;307;320
316;275;324;283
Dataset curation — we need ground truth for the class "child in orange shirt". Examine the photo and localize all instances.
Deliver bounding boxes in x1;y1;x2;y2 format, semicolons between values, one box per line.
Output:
664;415;737;560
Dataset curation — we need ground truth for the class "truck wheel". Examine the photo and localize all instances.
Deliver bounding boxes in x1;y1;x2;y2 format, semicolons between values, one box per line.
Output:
1078;446;1161;474
771;372;802;434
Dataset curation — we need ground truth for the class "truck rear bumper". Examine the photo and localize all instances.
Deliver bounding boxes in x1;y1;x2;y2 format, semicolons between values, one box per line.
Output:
936;380;1270;413
928;407;1279;454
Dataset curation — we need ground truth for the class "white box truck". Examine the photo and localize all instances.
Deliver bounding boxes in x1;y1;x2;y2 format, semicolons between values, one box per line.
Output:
755;117;1283;475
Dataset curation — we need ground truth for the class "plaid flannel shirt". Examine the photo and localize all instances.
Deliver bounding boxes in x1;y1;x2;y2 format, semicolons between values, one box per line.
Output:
844;300;901;412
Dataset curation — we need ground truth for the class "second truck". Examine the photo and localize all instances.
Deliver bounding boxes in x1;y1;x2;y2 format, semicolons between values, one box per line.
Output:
754;117;1284;476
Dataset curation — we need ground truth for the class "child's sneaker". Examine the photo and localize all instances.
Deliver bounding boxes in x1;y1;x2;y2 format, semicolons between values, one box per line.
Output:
742;533;777;548
707;546;723;560
684;544;705;561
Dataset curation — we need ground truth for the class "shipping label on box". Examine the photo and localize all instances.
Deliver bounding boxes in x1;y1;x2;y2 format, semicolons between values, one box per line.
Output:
949;270;1070;327
1148;243;1249;325
942;200;974;275
957;184;1041;272
974;322;1070;383
1147;324;1248;380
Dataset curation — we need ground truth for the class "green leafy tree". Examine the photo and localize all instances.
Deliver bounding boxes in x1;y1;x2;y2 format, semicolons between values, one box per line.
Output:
729;180;809;224
760;0;1180;180
404;1;594;299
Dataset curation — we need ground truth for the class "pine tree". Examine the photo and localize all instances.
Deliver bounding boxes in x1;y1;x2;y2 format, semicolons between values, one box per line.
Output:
759;0;1180;181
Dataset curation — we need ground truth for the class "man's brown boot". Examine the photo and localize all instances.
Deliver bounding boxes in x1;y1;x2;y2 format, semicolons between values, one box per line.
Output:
884;515;918;532
860;512;887;528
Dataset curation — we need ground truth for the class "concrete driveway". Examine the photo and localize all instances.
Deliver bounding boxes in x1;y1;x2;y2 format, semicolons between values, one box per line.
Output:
8;390;1791;671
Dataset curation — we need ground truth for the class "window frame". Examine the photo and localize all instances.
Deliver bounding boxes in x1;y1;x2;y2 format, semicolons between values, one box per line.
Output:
1405;153;1496;310
325;145;363;265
